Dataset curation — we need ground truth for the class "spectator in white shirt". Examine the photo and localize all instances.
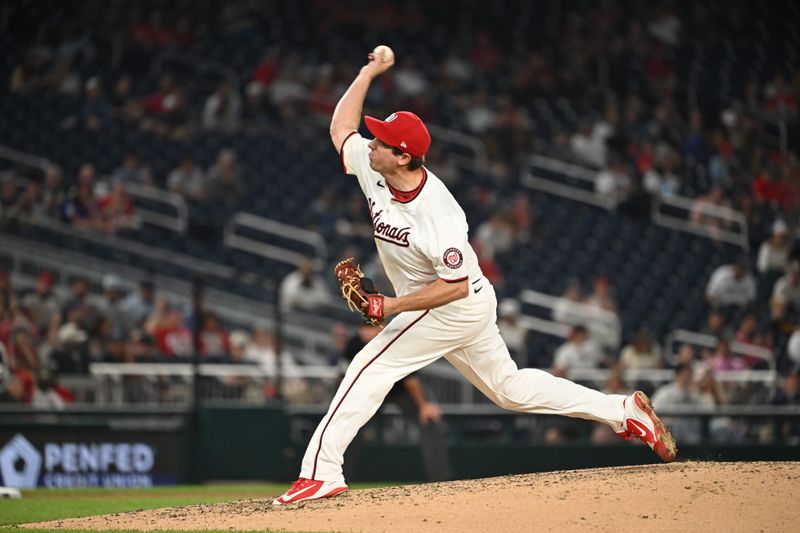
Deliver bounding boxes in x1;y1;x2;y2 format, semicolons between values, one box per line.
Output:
595;159;634;208
243;322;309;403
202;80;242;133
552;325;606;378
497;299;527;366
167;156;208;201
279;259;332;313
552;279;586;326
772;261;800;311
244;321;299;374
705;257;756;308
757;220;790;274
619;330;662;369
652;363;714;444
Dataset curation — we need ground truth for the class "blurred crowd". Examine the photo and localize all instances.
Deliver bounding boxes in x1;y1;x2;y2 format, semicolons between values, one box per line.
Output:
2;0;800;442
0;269;331;407
5;0;799;249
0;145;250;237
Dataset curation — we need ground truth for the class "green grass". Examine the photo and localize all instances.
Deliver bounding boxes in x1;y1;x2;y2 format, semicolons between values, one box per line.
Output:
0;482;392;532
14;531;326;533
0;484;285;527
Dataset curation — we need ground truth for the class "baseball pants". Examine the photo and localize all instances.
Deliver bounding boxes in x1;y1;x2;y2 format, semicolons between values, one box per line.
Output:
300;287;627;482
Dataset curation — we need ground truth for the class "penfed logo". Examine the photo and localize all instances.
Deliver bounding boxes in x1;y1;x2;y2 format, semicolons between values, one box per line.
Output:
0;433;156;488
0;434;42;488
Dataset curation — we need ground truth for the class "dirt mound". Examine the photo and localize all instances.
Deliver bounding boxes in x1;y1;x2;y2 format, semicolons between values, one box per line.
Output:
26;461;799;533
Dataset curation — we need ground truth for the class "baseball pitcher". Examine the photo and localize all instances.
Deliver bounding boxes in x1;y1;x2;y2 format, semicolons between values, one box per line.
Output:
273;47;677;505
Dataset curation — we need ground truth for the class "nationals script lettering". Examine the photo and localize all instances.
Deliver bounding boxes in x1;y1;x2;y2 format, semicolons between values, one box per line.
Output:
368;198;411;247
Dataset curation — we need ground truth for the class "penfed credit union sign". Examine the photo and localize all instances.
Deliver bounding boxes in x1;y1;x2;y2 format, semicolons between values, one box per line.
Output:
0;432;180;488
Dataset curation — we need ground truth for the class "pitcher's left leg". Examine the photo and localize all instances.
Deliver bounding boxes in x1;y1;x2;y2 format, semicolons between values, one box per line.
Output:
445;326;677;460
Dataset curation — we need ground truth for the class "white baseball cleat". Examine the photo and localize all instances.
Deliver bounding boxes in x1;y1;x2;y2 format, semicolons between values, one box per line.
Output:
272;477;348;505
618;390;678;462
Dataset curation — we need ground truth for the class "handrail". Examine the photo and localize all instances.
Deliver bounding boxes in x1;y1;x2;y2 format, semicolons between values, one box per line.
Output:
566;367;777;384
224;212;328;269
17;216;235;279
4;402;799;417
123;182;188;234
664;329;774;369
287;402;800;416
0;405;192;415
518;290;621;349
0;144;52;176
529;154;598;182
518;315;571;338
652;195;749;250
90;358;467;385
521;171;615;209
522;152;750;249
521;154;614;209
89;362;341;380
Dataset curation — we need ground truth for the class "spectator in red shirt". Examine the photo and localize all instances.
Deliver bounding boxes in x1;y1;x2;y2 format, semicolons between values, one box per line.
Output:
151;306;193;358
752;167;782;204
198;311;230;359
97;180;135;234
252;48;280;89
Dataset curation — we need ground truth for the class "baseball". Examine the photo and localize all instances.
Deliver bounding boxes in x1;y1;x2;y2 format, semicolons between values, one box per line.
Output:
373;45;394;63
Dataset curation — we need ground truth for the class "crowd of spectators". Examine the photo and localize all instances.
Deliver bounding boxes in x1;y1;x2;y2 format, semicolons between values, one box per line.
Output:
0;269;333;407
2;0;800;442
5;0;798;246
0;143;253;238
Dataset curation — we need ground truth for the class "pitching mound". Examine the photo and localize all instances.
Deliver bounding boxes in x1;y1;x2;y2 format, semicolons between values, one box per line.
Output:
25;461;799;533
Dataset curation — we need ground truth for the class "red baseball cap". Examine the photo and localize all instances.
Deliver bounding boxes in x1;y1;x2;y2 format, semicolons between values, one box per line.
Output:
364;111;431;158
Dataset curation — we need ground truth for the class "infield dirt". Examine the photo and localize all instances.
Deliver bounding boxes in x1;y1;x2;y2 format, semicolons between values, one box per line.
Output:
24;461;799;533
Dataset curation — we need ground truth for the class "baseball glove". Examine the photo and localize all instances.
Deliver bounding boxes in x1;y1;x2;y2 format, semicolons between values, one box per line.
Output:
334;257;384;326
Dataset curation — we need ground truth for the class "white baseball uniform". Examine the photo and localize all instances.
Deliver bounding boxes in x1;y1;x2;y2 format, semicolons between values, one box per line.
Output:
299;132;628;482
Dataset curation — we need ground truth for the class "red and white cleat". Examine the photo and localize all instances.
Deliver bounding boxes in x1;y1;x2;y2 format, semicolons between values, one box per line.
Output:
618;390;678;462
272;477;348;505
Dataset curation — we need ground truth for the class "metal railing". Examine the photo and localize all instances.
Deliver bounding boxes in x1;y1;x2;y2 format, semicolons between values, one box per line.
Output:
521;153;750;250
82;355;781;408
224;211;329;269
566;367;777;387
664;329;774;369
518;289;621;349
87;358;474;407
0;145;52;177
123;182;188;234
521;154;614;209
14;216;235;280
652;195;749;250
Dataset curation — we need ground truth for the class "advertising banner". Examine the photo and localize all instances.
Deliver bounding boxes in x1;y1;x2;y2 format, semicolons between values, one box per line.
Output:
0;430;183;488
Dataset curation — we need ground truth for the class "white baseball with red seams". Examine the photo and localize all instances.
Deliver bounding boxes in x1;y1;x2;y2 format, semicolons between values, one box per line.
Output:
373;45;394;63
